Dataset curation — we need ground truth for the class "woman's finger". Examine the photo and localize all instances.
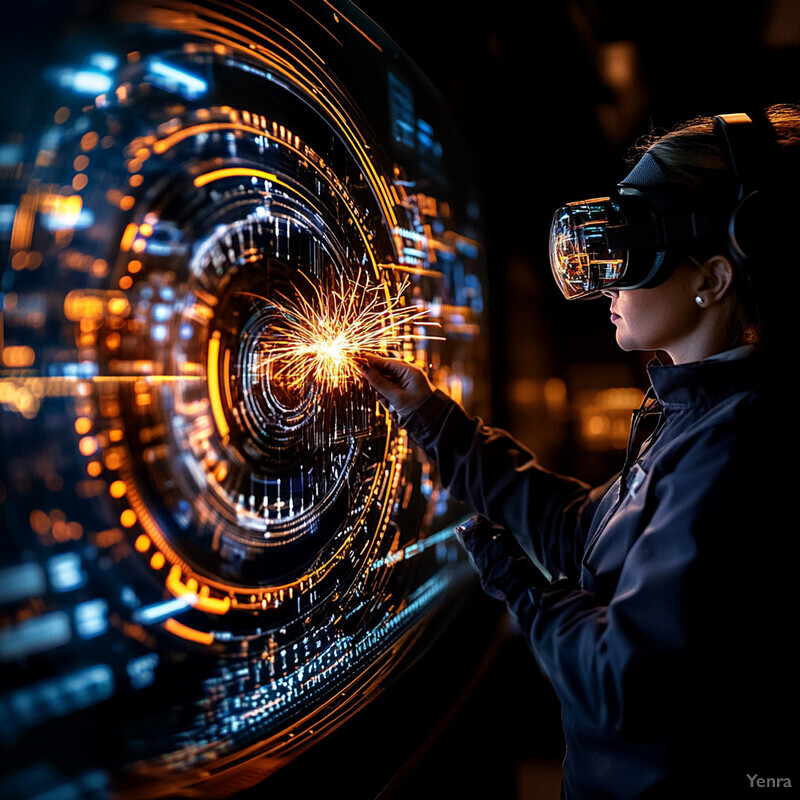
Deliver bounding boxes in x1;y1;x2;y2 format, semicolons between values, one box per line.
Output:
362;352;408;380
359;360;403;402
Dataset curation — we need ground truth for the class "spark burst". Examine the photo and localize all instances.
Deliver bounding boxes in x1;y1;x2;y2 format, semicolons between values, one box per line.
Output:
259;272;442;394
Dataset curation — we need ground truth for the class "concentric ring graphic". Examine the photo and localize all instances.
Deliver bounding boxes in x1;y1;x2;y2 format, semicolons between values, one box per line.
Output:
0;2;488;797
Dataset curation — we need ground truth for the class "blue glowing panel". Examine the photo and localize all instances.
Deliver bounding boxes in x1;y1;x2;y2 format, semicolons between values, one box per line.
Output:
0;2;488;797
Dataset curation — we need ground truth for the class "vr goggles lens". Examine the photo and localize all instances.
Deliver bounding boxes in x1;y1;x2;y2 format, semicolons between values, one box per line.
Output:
549;197;628;300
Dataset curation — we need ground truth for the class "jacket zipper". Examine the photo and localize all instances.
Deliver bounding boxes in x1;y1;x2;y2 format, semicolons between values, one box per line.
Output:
581;390;666;571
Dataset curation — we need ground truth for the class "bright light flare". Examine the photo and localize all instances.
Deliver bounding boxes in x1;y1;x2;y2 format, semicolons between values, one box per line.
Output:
258;273;442;394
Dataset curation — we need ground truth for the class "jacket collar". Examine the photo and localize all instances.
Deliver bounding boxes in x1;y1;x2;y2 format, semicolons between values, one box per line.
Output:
645;348;771;409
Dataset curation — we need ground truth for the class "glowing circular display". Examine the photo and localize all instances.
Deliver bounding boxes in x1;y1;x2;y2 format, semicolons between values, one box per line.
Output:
0;2;487;797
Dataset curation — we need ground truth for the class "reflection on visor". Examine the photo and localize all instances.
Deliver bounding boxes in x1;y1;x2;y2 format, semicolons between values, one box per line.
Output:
549;197;627;299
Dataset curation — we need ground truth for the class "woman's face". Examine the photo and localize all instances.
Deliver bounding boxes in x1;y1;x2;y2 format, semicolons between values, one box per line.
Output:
602;260;707;363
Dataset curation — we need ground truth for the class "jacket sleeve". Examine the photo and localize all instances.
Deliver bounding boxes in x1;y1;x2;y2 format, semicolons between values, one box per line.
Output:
511;418;750;739
401;389;605;580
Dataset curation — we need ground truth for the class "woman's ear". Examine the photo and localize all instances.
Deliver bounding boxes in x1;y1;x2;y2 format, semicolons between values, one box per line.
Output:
695;255;734;304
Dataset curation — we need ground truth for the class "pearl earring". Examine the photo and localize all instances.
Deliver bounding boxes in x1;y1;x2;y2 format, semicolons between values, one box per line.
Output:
695;296;704;306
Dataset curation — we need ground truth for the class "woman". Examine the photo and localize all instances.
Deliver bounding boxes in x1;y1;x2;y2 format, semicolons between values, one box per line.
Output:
360;105;797;798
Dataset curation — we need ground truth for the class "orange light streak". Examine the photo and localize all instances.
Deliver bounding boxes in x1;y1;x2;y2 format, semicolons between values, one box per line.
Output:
320;0;383;50
207;332;230;438
164;617;214;645
152;121;263;154
380;263;443;278
166;565;231;615
90;375;203;383
120;223;138;251
193;166;278;188
10;194;38;251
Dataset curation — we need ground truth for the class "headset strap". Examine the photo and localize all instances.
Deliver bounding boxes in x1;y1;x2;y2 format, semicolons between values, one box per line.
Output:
714;111;780;199
605;211;713;251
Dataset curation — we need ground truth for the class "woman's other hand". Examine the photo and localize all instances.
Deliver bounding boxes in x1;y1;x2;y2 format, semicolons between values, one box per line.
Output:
359;353;436;420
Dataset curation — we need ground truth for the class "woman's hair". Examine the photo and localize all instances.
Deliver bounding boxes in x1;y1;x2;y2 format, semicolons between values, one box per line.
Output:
629;103;800;349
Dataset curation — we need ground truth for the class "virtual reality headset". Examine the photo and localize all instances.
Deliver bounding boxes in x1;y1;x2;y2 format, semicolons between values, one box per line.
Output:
549;151;720;300
549;109;785;300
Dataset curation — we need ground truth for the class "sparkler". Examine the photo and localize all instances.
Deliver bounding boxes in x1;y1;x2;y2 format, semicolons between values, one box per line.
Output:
254;272;442;394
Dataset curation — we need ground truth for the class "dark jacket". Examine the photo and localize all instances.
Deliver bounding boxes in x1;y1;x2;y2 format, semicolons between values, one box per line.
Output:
403;349;794;799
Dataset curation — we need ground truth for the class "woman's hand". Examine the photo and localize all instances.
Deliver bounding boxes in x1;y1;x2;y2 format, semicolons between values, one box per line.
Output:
456;514;548;604
359;353;436;420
